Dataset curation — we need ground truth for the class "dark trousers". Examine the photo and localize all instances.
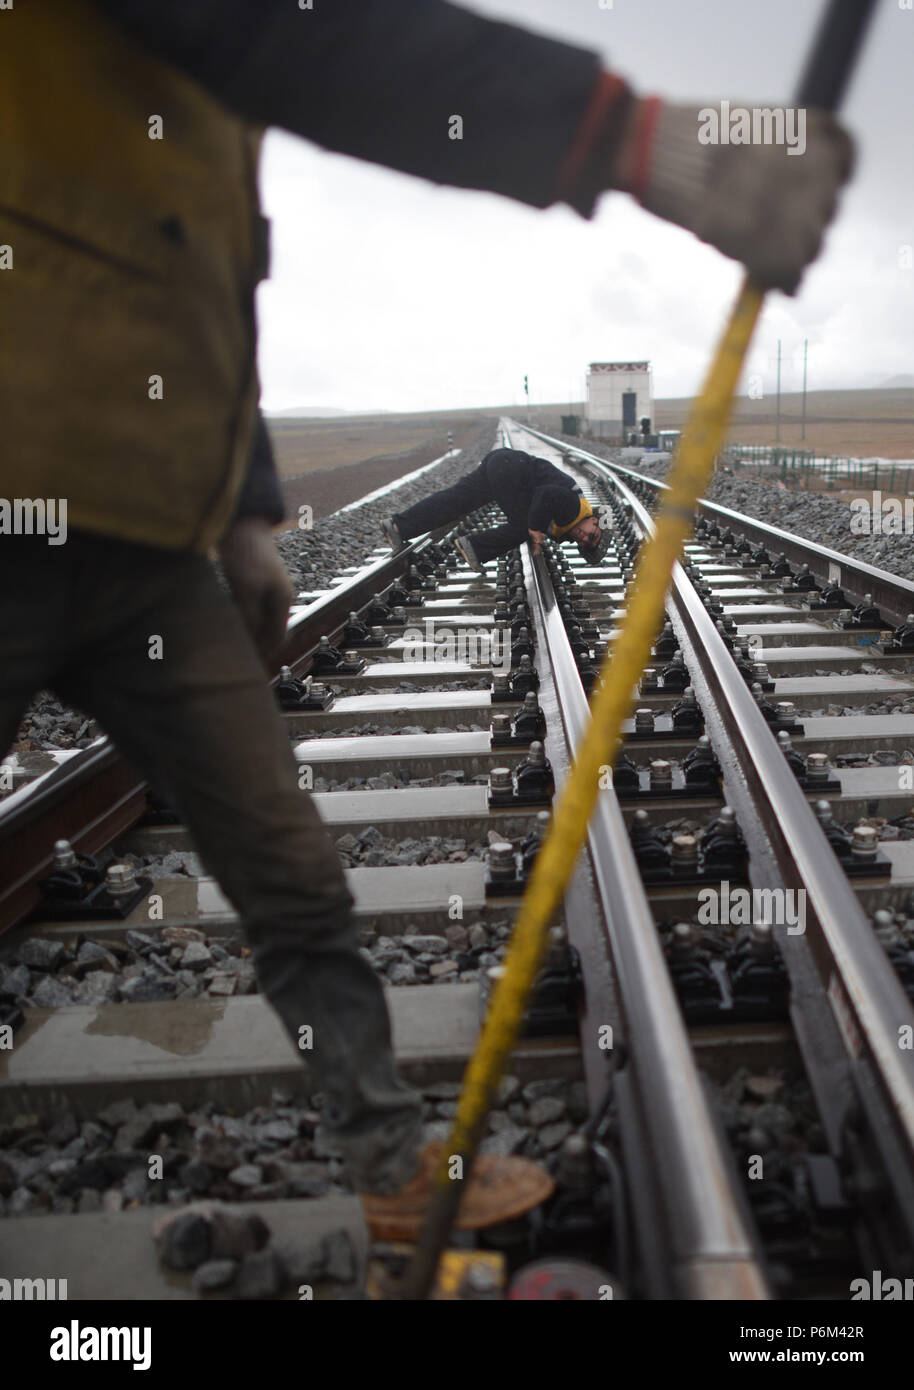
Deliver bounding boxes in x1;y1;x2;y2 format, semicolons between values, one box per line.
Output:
0;532;421;1191
394;458;528;565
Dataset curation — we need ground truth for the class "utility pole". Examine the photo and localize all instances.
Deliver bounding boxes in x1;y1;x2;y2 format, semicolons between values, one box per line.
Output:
801;338;808;441
523;374;530;423
775;339;781;443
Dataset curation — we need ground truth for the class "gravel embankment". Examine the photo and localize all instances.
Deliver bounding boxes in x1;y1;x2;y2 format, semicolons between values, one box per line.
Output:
0;905;512;1013
0;1075;586;1222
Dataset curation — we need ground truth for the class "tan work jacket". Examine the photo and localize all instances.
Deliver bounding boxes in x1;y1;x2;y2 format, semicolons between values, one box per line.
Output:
0;0;267;551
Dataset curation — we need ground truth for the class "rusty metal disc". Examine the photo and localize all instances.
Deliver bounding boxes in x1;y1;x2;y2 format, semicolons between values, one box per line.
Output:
508;1259;618;1300
361;1142;555;1243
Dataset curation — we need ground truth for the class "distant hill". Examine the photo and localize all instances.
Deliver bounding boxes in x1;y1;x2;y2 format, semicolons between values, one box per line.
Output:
878;374;914;390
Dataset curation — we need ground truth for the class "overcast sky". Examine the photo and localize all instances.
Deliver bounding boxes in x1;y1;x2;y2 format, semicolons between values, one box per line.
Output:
256;0;913;414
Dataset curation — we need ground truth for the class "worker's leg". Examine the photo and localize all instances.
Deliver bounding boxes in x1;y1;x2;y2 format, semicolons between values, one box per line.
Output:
54;532;421;1192
392;461;492;539
0;536;74;761
466;522;529;565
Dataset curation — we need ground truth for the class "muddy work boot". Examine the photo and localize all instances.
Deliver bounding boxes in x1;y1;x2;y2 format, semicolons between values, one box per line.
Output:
359;1141;555;1242
380;517;406;552
328;1106;425;1197
455;535;485;574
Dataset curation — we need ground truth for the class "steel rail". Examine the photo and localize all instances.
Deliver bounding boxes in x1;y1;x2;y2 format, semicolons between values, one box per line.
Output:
500;422;769;1298
520;423;914;1262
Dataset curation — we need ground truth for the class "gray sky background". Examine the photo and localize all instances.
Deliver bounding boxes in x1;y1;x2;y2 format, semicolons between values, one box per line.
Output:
256;0;913;414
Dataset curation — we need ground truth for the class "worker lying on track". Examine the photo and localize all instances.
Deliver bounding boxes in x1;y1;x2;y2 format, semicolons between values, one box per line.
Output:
1;0;852;1235
381;447;609;570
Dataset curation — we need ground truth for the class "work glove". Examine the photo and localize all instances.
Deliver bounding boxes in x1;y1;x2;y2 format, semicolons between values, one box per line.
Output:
218;516;293;663
615;98;854;293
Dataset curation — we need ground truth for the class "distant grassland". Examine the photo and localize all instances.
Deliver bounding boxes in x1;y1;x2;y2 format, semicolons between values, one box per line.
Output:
666;388;914;459
266;410;497;478
265;387;914;479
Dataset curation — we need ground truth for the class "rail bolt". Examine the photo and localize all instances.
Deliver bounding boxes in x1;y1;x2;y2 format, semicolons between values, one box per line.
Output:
487;841;517;881
805;752;831;785
634;708;655;733
850;824;878;860
649;759;672;790
53;840;78;871
106;862;138;897
489;767;513;793
671;834;699;867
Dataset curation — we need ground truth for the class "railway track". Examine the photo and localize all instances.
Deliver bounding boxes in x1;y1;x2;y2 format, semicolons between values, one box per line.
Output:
2;423;914;1301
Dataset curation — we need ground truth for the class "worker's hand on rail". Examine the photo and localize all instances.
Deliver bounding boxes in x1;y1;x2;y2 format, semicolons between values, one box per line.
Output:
610;98;854;293
528;529;545;555
219;516;293;662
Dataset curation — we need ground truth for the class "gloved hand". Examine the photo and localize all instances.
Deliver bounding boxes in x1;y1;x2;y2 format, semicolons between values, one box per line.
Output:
218;516;293;662
611;97;854;293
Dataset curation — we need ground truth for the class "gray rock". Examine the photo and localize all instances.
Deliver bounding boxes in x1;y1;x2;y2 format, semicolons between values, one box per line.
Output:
479;1125;527;1157
125;930;158;954
527;1097;566;1128
18;938;67;971
206;973;237;997
211;1209;270;1260
192;1259;237;1293
74;971;120;1004
31;976;75;1007
181;941;213;971
521;1078;567;1103
235;1247;283;1300
118;974;177;1003
115;1102;183;1152
494;1075;521;1106
402;934;449;956
156;1209;213;1270
751;1103;796;1134
180;1158;215;1194
257;1119;298;1145
195;1129;240;1171
47;1111;80;1146
97;1098;138;1129
273;1235;324;1285
228;1164;263;1189
75;941;120;972
321;1229;356;1283
387;962;416;985
8;1186;35;1214
122;1167;150;1202
468;924;489;950
428;959;458;979
538;1121;573;1151
0;964;31;998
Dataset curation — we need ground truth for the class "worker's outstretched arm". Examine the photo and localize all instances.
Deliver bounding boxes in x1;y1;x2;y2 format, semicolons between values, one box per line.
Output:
96;0;853;292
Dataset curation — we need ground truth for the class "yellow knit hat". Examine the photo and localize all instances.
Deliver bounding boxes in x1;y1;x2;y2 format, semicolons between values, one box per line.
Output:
551;496;593;538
